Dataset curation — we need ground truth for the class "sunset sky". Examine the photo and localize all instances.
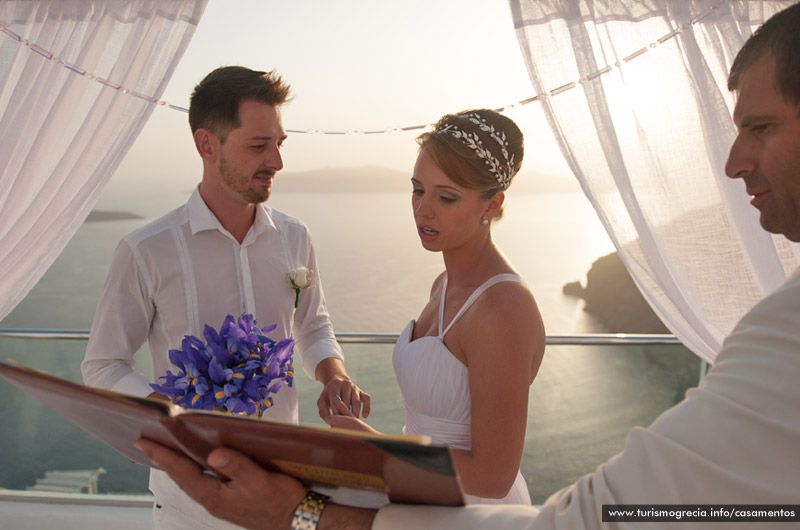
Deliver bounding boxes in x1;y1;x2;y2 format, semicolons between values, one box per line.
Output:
111;0;574;188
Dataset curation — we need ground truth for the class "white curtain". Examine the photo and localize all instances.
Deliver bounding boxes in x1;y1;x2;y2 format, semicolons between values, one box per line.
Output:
510;0;800;363
0;0;207;322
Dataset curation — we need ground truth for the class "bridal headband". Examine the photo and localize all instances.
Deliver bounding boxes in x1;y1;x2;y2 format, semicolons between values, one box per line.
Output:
436;112;515;190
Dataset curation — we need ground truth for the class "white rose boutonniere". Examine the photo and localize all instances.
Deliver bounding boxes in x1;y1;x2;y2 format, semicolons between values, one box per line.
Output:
289;266;313;308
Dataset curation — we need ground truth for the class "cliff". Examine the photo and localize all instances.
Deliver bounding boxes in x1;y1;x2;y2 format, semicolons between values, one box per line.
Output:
564;252;669;334
564;253;701;401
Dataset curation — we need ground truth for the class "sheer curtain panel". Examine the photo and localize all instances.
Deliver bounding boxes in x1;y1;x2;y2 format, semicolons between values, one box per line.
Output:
510;0;799;363
0;0;207;322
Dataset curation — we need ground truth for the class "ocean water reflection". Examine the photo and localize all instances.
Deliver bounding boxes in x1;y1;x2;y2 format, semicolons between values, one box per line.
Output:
0;189;700;503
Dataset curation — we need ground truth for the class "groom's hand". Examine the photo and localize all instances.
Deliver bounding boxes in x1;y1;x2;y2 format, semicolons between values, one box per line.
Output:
318;375;371;420
315;358;371;420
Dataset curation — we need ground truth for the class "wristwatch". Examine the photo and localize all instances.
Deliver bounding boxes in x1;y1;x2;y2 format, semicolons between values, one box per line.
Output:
290;490;330;530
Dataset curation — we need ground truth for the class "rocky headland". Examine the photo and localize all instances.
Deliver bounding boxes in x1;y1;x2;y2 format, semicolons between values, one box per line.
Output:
565;252;700;398
564;252;670;334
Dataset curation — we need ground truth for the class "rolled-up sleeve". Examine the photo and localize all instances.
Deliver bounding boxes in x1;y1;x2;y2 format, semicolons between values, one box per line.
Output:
374;504;540;530
81;239;154;397
291;232;343;379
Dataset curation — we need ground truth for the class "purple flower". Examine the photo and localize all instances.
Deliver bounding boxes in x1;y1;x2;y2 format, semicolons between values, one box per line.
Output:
150;313;294;417
149;370;186;400
238;313;257;334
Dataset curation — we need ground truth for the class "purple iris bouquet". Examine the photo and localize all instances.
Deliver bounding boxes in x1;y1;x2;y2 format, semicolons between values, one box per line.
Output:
150;313;294;417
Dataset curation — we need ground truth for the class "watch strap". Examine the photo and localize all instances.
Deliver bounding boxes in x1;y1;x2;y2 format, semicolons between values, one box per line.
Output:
290;490;330;530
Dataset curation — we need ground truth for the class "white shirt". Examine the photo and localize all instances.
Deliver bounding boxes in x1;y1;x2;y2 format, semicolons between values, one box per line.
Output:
82;187;343;528
375;266;800;530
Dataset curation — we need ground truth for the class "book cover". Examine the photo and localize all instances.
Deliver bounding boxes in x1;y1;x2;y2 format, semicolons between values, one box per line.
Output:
0;360;465;506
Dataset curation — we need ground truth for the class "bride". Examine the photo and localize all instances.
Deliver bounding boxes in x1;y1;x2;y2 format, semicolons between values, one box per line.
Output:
329;109;545;505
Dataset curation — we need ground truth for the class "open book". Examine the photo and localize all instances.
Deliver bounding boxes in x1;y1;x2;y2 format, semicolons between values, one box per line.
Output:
0;360;464;506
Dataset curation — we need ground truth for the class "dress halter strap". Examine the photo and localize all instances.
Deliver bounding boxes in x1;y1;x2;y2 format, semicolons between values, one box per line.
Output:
438;273;524;338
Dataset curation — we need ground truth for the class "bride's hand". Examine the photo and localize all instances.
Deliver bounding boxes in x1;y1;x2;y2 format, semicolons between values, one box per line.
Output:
325;398;382;435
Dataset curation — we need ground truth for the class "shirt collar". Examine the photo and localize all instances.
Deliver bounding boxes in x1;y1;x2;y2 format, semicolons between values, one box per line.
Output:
252;201;277;237
188;186;277;239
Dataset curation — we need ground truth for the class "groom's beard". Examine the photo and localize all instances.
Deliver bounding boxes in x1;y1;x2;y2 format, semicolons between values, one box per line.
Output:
219;155;274;204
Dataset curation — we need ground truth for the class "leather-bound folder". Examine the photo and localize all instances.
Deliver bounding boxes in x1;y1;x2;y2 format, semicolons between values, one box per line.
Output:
0;360;465;507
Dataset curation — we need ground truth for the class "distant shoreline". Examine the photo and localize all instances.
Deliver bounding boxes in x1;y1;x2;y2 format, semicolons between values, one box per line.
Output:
273;166;582;195
85;210;144;222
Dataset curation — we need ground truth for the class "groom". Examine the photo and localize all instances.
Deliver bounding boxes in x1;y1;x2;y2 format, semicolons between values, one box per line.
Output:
137;4;800;530
82;66;370;528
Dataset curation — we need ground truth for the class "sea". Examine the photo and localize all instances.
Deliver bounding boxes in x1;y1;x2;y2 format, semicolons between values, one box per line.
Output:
0;176;700;504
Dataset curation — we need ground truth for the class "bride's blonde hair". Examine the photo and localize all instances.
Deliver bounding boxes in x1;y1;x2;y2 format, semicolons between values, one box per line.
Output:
416;109;524;219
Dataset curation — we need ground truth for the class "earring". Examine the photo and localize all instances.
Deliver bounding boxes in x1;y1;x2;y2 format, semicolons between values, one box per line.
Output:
482;216;489;225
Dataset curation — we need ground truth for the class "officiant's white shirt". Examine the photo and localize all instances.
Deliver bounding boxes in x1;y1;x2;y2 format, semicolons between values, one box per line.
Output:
82;186;343;528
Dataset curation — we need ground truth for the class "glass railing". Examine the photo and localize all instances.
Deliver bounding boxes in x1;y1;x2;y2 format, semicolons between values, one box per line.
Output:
0;330;701;506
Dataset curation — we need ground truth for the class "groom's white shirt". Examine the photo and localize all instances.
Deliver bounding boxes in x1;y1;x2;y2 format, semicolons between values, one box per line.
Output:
82;187;343;529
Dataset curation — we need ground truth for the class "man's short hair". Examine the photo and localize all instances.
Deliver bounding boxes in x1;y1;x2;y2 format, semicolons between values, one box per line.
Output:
727;3;800;105
189;66;292;142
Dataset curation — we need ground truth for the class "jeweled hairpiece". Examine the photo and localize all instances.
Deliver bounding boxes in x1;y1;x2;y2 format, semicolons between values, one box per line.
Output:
436;112;515;190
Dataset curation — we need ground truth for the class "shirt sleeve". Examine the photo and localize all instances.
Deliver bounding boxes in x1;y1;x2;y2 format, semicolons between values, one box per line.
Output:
526;268;800;530
373;504;540;530
290;231;344;380
81;239;155;397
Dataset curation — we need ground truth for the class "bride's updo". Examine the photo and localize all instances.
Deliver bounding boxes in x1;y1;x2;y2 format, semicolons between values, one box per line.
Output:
416;109;524;206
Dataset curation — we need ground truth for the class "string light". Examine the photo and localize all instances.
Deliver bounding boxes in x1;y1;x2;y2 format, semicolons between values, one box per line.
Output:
0;0;726;134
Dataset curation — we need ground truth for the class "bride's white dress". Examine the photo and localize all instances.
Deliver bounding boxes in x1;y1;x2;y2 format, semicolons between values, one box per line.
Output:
392;273;531;505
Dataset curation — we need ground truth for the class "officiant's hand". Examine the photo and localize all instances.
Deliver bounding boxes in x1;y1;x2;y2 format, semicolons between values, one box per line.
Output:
134;439;377;530
135;438;303;528
315;358;371;420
